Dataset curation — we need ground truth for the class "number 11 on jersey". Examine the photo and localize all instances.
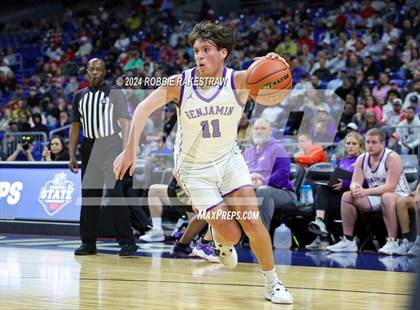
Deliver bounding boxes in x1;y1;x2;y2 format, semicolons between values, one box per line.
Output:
201;119;221;138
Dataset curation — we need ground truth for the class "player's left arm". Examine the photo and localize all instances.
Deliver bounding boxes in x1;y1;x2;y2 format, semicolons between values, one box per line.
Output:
234;52;290;91
365;152;403;196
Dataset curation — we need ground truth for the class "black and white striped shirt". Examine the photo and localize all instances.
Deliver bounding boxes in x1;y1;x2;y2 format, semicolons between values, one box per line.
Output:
72;83;129;138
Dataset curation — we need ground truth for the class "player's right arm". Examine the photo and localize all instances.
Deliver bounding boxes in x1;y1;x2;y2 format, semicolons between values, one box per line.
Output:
349;154;365;191
113;75;181;179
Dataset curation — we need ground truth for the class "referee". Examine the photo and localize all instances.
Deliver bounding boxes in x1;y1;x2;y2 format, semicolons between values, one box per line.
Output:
69;58;137;256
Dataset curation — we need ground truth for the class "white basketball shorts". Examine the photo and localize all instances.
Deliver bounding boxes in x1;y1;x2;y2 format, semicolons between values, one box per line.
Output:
175;151;252;211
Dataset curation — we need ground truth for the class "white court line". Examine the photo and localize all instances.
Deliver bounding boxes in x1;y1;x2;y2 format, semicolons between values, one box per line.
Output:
0;238;62;244
17;240;84;246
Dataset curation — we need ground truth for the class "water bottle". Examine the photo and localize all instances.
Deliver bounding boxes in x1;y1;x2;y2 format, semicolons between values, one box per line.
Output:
273;223;292;249
300;185;307;205
331;154;337;167
307;184;314;205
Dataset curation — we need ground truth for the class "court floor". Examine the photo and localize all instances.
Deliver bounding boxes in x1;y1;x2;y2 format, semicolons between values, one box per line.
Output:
0;234;416;309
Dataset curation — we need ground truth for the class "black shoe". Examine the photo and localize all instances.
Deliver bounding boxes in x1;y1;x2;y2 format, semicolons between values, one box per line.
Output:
74;243;97;255
119;243;138;257
171;241;193;258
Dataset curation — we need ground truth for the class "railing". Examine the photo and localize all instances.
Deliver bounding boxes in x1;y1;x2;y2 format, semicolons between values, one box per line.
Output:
49;124;71;138
2;131;48;159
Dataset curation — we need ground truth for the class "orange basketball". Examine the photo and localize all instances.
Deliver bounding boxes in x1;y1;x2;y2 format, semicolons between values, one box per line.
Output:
246;59;292;106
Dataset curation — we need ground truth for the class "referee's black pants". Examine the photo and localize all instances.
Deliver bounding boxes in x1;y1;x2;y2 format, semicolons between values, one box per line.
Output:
80;134;134;245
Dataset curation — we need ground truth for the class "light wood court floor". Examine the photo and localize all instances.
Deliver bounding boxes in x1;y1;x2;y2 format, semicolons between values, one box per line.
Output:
0;247;415;310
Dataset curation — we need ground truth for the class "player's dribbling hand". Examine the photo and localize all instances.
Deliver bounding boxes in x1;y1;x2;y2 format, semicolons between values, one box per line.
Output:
254;52;290;68
113;149;135;180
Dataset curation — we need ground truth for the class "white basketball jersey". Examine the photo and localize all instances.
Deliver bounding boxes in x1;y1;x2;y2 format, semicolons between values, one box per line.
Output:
362;148;410;193
174;67;244;168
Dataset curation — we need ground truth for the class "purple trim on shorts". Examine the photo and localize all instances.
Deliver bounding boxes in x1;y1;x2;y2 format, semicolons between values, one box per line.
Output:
221;184;254;197
205;199;225;212
342;200;353;206
230;70;245;108
192;67;227;102
177;71;186;107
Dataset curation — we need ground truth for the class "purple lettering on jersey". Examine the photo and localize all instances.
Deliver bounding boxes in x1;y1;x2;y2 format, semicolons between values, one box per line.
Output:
184;111;192;119
195;108;203;117
211;119;221;137
202;106;208;116
208;106;215;115
215;106;225;115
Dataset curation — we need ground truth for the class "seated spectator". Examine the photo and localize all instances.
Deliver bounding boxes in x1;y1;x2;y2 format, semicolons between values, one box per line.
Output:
365;95;382;123
381;89;401;119
31;113;49;136
383;98;403;127
360;111;379;134
294;134;328;168
309;108;337;142
352;103;367;130
7;142;35;161
396;184;420;257
362;55;379;80
326;128;411;255
42;135;69;161
305;132;364;251
372;73;391;105
403;80;420;109
242;118;296;231
396;106;420;154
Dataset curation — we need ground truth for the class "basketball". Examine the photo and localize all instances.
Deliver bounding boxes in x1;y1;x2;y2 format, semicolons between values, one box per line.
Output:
246;58;292;106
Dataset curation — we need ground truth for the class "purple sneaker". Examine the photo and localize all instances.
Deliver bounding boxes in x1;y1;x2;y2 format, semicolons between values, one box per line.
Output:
192;239;220;263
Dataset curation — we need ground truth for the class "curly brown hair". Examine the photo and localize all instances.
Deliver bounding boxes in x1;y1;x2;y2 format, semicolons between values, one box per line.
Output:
188;22;235;59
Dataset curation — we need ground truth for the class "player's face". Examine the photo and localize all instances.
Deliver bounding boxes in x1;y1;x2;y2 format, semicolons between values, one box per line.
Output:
193;39;227;77
365;135;384;156
345;137;361;157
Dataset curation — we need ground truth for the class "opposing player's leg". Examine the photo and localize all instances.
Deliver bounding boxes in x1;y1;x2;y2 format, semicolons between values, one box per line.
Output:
224;187;293;304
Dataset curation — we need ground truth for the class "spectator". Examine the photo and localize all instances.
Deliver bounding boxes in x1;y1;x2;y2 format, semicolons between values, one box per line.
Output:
294;133;328;168
7;142;35;161
380;45;402;73
383;98;404;127
242;118;296;231
365;95;382;123
396;106;420;154
76;36;93;57
306;131;364;251
114;33;130;52
42;135;69;161
352;103;367;130
31;113;49;136
362;55;379;81
372;73;391;105
403;80;420;109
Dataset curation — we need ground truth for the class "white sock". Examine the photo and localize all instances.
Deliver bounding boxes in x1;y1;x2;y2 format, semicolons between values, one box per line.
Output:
262;268;279;289
152;217;162;230
415;235;420;244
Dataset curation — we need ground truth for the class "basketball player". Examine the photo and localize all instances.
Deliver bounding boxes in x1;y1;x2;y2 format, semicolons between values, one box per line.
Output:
114;22;293;304
327;128;411;255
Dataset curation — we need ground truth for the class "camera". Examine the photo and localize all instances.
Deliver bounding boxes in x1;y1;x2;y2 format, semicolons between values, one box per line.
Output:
21;135;33;151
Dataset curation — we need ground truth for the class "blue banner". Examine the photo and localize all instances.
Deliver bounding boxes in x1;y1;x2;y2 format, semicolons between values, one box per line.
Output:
0;167;81;221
